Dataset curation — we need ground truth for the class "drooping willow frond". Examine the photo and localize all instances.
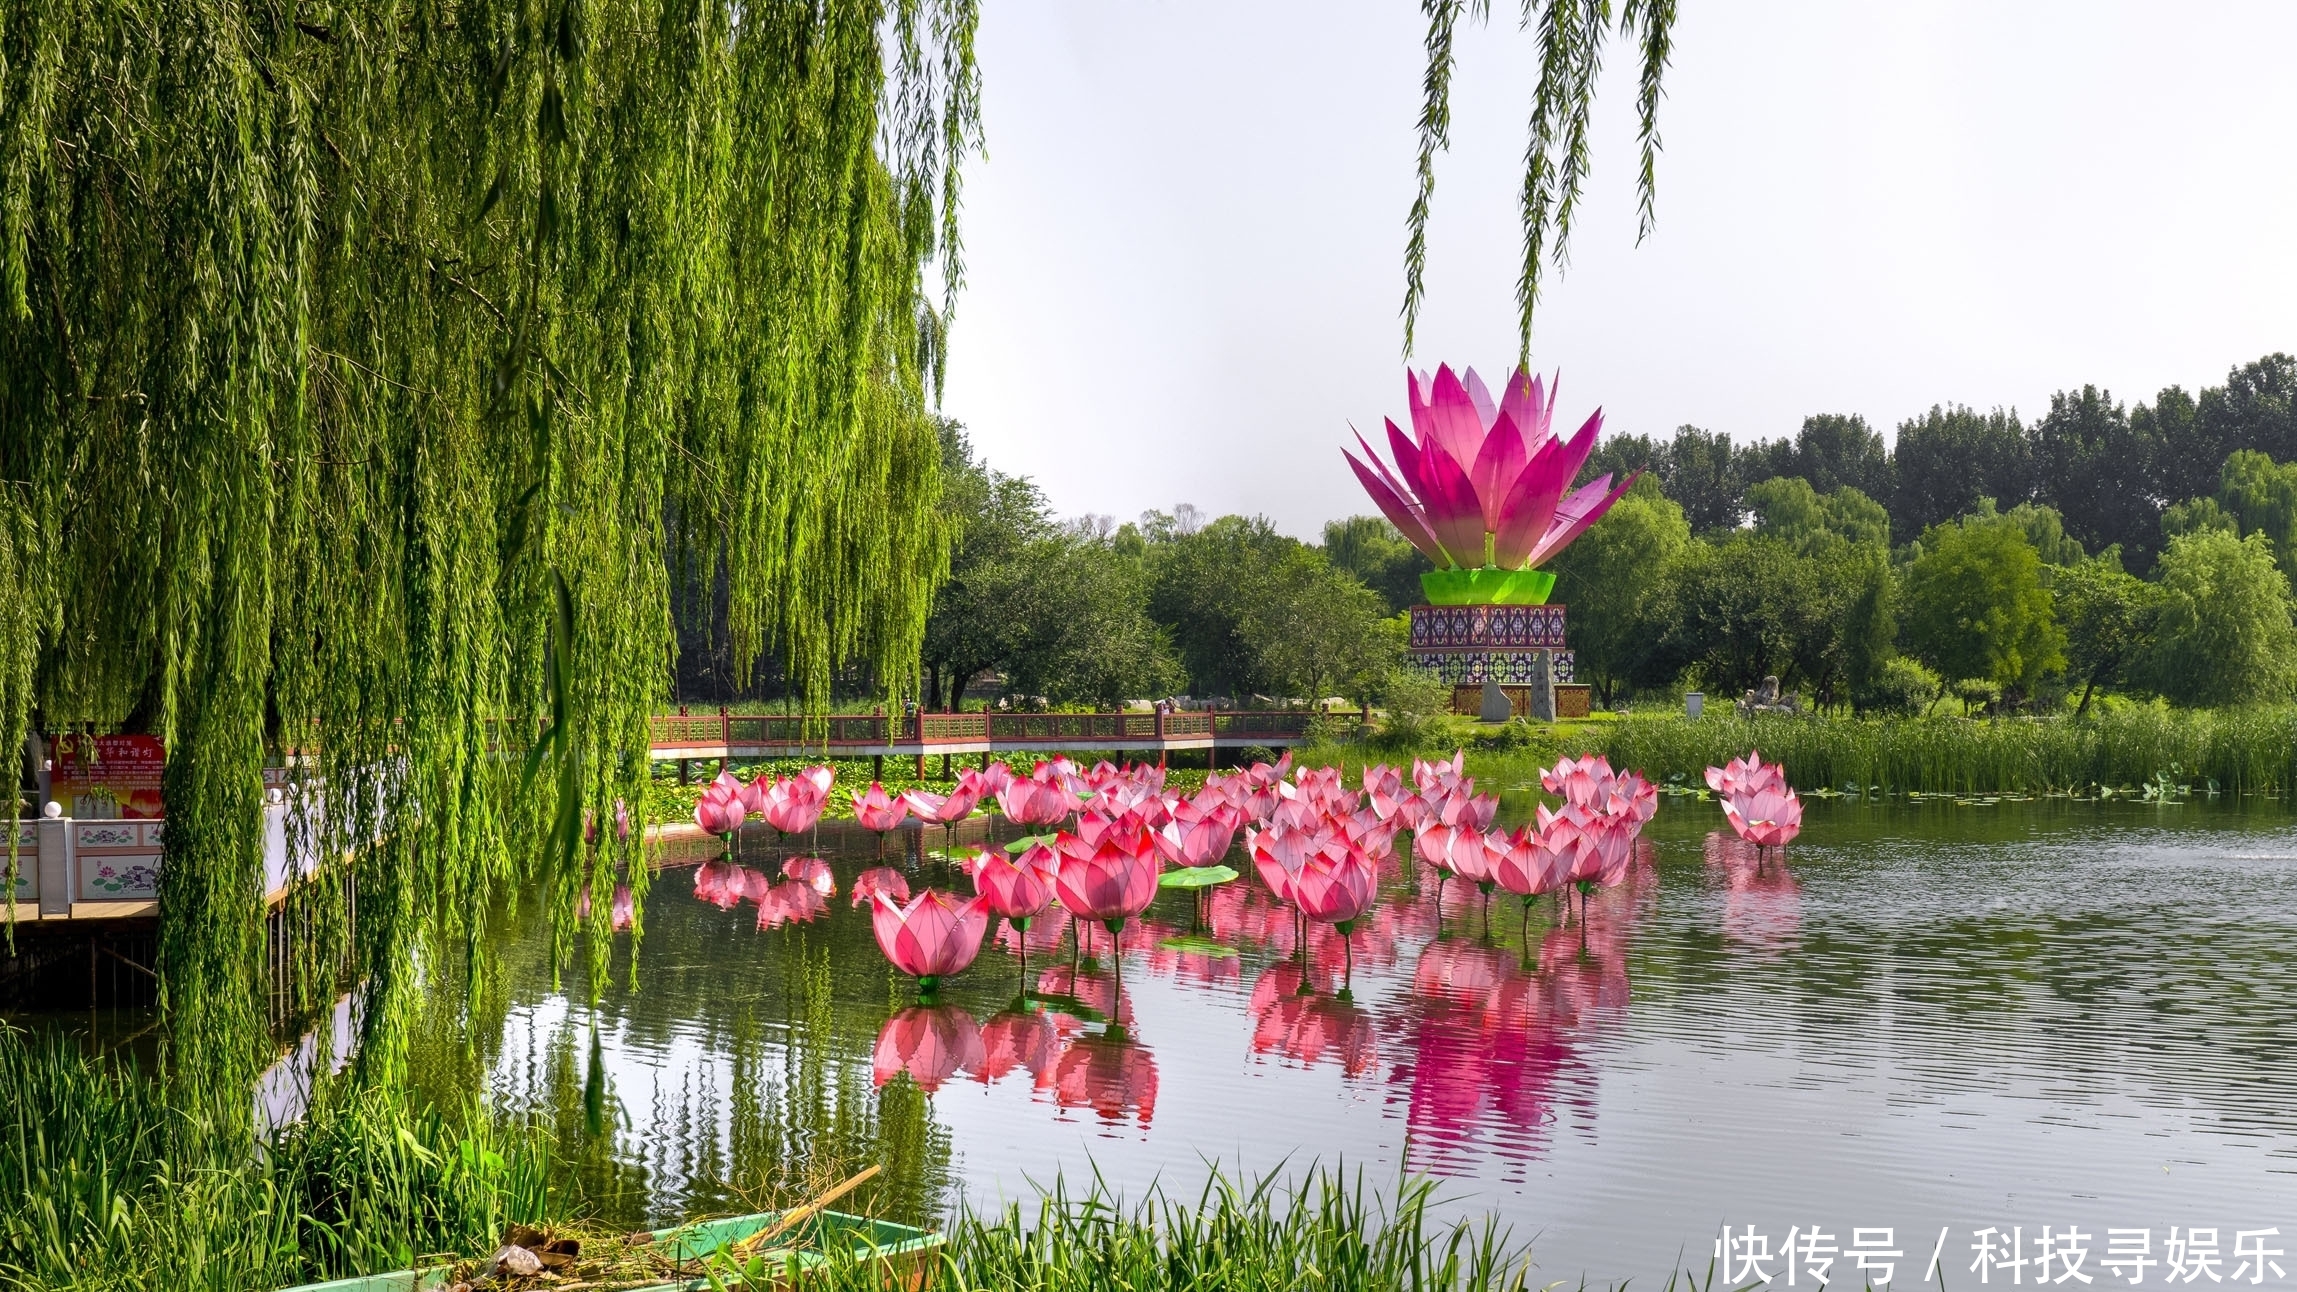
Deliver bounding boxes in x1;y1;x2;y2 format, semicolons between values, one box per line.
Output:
1402;0;1679;358
0;0;975;1094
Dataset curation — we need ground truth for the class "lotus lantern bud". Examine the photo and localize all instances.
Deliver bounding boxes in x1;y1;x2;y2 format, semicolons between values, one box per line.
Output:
1344;364;1638;604
871;889;991;996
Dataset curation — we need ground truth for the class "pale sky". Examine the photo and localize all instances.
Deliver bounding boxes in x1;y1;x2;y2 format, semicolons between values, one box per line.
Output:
938;1;2297;540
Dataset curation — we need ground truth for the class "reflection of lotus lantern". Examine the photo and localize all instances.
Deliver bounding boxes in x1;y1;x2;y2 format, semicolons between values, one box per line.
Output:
1247;964;1376;1077
872;1005;984;1092
975;1007;1071;1088
1344;365;1638;605
1050;1034;1159;1127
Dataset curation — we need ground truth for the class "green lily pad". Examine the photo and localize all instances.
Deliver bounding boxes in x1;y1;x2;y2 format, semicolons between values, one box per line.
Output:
1003;833;1056;853
1157;864;1239;890
1157;934;1240;958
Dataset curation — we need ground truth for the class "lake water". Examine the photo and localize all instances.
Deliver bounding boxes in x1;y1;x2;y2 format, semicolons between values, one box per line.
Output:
404;795;2297;1287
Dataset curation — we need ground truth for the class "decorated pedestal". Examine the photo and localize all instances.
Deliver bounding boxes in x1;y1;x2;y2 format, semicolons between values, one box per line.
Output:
1405;604;1587;719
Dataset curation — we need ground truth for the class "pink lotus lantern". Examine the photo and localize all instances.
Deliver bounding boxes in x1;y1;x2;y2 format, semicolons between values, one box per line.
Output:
996;775;1076;830
851;782;910;844
694;783;745;839
1051;825;1160;939
1721;783;1803;850
1707;751;1787;799
973;843;1060;975
871;889;991;996
1343;364;1638;605
759;773;828;841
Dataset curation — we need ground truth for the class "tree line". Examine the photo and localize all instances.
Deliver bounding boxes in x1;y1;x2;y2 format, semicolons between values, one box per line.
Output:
677;353;2297;719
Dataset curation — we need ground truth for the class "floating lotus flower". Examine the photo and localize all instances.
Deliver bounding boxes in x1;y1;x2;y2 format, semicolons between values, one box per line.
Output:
996;775;1076;829
694;783;745;838
1706;751;1786;800
851;782;910;835
1344;364;1637;604
905;777;983;829
871;889;991;995
973;843;1060;974
759;774;827;839
1721;783;1803;850
1051;824;1161;941
1154;800;1239;870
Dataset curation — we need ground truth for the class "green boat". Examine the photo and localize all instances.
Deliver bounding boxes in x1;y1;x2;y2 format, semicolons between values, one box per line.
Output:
281;1210;944;1292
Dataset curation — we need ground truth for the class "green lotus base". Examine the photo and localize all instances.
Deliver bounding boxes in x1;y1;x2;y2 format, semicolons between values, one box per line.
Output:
1419;568;1555;606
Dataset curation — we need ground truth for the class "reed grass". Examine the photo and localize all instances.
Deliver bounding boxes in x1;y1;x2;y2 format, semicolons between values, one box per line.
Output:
1589;707;2297;796
0;1025;554;1291
888;1169;1530;1292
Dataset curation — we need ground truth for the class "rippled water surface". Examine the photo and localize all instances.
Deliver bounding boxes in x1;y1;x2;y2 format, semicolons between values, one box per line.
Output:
407;796;2297;1284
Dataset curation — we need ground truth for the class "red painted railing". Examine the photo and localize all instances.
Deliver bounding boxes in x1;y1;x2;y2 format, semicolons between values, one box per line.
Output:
646;708;1338;753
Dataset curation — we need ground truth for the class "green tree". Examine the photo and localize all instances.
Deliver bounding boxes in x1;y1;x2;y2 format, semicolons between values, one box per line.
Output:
1548;478;1690;707
2161;496;2239;541
1661;534;1832;699
1003;534;1184;708
2139;530;2297;706
1788;413;1892;500
1241;552;1395;708
1889;406;2032;540
921;428;1058;711
2054;555;2160;717
2215;449;2297;584
0;0;982;1068
1841;547;1899;714
1746;477;1890;555
1900;520;2064;698
1321;516;1432;616
1145;516;1304;698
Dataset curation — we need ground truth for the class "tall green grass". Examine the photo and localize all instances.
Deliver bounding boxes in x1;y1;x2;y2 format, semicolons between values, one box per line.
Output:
903;1170;1530;1292
1593;707;2297;795
0;1025;554;1291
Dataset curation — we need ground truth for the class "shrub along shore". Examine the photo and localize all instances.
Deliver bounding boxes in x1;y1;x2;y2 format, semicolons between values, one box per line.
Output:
1315;706;2297;799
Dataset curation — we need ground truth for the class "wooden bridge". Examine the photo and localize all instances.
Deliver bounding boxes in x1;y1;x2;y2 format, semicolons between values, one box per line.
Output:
647;708;1348;765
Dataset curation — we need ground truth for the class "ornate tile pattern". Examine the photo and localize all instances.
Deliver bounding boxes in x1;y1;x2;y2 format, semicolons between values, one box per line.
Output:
1408;604;1567;649
1404;649;1574;685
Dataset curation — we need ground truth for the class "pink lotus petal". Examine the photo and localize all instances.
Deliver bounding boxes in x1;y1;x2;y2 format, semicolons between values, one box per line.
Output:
1417;365;1489;472
1526;470;1640;568
1499;368;1553;452
1469;410;1529;532
1417;440;1488;569
1345;447;1450;566
1461;367;1500;430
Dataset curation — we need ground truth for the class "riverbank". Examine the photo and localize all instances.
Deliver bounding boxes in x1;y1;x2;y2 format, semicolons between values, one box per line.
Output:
0;1025;1531;1292
1288;705;2297;797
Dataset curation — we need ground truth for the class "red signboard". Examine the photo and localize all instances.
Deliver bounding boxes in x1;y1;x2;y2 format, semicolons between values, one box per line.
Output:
49;734;167;819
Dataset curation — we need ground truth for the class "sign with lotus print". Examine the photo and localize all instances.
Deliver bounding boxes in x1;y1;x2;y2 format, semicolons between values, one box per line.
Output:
76;820;163;901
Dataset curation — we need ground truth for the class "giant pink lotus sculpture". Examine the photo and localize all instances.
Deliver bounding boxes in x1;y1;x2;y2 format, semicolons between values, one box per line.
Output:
1344;364;1637;604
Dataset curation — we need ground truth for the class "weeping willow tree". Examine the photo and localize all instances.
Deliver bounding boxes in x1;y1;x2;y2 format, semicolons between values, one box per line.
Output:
1404;0;1679;355
0;0;977;1088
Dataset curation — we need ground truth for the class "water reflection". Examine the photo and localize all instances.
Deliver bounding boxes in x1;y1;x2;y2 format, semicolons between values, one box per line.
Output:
1247;961;1378;1076
396;802;2297;1282
1048;1031;1159;1128
1706;830;1802;955
873;1005;983;1092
